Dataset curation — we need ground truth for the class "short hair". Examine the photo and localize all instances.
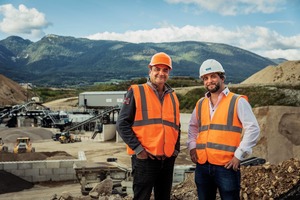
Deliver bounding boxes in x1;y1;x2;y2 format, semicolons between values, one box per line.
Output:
218;72;226;80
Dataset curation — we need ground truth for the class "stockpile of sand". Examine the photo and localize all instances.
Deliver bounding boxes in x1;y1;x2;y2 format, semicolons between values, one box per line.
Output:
241;60;300;85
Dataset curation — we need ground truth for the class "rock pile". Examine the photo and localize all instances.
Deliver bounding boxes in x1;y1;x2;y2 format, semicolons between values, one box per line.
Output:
171;158;300;200
241;158;300;199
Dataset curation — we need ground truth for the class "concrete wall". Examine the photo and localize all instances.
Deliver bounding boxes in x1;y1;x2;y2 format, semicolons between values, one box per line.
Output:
0;151;87;183
94;124;117;142
103;124;117;141
116;131;123;143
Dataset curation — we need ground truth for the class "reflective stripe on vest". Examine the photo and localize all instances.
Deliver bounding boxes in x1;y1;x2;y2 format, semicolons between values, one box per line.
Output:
133;85;179;130
196;93;245;165
196;142;237;153
127;84;180;157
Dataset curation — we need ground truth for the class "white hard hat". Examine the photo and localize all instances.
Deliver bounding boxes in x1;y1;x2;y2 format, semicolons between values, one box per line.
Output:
199;59;225;78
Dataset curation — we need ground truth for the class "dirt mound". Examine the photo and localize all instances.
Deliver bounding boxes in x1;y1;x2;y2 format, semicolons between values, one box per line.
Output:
0;74;28;106
241;60;300;85
0;151;75;162
0;170;34;194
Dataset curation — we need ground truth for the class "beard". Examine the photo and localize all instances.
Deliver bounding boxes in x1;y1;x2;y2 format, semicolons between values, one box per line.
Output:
206;82;220;93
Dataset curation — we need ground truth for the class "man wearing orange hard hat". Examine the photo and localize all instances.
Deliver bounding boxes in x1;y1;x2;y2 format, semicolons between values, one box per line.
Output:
117;52;181;200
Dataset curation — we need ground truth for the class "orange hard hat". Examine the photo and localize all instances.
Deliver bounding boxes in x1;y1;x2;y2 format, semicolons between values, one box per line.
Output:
149;52;172;69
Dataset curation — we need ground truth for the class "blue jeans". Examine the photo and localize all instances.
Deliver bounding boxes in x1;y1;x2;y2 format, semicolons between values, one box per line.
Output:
131;155;176;200
195;162;240;200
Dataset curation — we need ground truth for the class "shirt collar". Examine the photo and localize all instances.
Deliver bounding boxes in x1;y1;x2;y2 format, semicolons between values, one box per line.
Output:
205;87;230;98
146;78;173;93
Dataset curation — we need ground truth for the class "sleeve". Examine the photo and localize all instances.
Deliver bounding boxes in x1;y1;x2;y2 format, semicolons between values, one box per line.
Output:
234;97;260;160
116;88;143;154
173;123;181;157
187;108;199;151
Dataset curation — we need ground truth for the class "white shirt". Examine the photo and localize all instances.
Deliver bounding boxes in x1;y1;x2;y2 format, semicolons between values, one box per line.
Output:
187;87;260;160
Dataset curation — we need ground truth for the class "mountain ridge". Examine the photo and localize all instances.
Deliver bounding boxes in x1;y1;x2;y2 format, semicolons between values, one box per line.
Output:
0;35;276;86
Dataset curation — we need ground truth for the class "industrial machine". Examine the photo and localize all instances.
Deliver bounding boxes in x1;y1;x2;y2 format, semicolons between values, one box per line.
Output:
52;132;62;141
74;158;195;196
74;158;132;196
240;157;266;166
13;137;35;153
58;131;81;143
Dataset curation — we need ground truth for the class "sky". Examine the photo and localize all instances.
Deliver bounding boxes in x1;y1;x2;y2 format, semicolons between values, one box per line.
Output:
0;0;299;60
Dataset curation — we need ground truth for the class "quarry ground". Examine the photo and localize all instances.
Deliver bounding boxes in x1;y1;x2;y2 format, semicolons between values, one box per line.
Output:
0;126;191;200
1;94;300;199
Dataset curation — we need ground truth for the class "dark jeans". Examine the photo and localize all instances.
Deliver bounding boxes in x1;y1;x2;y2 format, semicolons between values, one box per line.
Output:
131;155;176;200
195;162;240;200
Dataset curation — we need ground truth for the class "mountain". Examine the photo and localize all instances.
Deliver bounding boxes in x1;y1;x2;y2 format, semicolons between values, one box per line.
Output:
0;34;276;87
269;58;288;64
0;36;33;83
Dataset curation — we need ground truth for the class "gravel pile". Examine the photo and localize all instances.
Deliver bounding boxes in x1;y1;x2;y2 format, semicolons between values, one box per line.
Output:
171;158;300;200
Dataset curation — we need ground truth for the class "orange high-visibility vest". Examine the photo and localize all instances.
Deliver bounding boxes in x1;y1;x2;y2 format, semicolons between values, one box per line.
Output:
127;84;180;157
195;92;247;165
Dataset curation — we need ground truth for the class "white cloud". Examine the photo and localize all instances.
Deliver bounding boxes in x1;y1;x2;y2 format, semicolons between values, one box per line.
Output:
86;25;300;60
0;4;50;39
259;49;299;61
266;20;294;25
165;0;286;15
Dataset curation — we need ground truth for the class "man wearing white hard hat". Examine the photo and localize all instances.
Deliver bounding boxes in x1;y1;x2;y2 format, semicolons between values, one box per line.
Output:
187;59;260;199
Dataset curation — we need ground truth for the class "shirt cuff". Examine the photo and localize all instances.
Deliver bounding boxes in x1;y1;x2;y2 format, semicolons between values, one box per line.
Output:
235;148;251;160
134;144;144;155
188;142;197;151
173;150;179;157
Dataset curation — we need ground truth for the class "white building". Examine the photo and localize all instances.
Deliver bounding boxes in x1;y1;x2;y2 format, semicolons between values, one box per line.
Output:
78;91;126;108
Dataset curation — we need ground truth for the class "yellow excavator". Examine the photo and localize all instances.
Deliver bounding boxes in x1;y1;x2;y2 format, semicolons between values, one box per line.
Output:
0;137;8;152
13;137;35;153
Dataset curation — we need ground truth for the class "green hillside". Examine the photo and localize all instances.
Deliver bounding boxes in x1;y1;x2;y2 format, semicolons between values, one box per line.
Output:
0;35;275;87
